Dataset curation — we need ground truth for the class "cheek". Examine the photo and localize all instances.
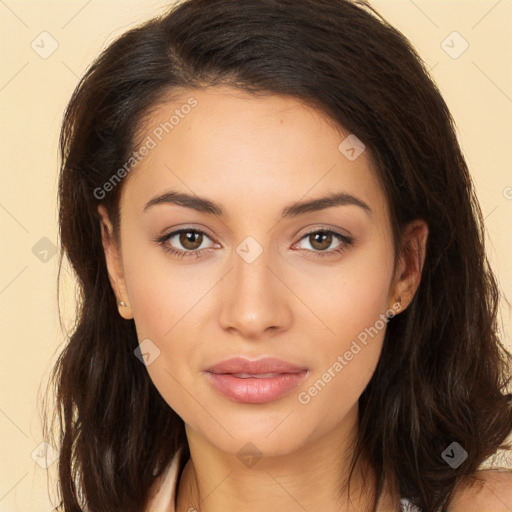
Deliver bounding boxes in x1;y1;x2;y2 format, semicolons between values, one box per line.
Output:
294;243;394;418
120;244;216;419
122;235;211;339
296;298;389;432
125;260;206;425
303;239;394;354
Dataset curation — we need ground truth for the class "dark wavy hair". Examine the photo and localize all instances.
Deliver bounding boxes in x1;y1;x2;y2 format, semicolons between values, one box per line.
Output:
42;0;512;510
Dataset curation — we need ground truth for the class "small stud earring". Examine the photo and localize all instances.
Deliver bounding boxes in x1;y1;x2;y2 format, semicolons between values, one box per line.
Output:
118;301;128;307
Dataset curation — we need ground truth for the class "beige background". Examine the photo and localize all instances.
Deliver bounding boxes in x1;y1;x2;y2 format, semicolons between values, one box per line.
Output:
0;1;511;510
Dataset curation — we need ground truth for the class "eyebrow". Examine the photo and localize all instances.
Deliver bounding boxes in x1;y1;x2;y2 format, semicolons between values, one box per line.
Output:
143;190;372;218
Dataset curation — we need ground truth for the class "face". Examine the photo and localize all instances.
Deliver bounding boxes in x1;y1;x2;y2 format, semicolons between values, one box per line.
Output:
98;86;426;459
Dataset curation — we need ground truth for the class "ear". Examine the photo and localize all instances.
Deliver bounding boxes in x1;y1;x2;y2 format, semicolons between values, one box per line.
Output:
97;204;133;320
389;219;429;313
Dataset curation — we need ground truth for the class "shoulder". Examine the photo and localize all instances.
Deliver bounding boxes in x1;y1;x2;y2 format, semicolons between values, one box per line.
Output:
446;469;512;512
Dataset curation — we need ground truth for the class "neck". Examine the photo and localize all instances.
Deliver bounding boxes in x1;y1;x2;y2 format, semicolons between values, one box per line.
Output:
175;405;396;512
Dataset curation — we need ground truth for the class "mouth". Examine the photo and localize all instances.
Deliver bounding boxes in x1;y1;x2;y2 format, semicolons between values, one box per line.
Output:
205;356;308;375
229;372;287;378
204;357;309;404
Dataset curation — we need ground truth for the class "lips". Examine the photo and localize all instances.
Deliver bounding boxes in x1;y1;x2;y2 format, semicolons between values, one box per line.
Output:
204;357;309;404
205;356;307;375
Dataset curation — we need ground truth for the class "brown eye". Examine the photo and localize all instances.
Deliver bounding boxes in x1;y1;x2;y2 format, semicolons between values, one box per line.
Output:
158;228;216;257
294;229;352;258
179;230;204;250
308;231;333;251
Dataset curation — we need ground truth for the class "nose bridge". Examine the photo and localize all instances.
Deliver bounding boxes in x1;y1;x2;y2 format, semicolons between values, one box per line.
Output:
233;236;272;295
218;235;291;337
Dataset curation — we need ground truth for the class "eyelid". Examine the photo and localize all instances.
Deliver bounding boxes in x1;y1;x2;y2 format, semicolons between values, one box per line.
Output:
291;227;353;255
296;225;352;241
156;227;218;249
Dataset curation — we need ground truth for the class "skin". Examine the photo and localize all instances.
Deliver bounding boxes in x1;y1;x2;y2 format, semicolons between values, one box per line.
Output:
98;85;431;511
448;469;512;511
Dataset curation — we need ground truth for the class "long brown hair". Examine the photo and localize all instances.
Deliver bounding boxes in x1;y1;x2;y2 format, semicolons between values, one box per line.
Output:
43;1;512;510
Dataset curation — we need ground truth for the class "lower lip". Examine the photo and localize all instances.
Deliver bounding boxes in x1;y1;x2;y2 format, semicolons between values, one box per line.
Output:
206;371;309;404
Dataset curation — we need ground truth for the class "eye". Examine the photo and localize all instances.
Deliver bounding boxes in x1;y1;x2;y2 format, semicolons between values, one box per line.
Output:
294;229;353;257
155;227;353;260
156;228;218;259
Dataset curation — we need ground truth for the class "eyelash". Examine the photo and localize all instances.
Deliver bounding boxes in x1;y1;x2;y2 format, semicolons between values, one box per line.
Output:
155;227;354;260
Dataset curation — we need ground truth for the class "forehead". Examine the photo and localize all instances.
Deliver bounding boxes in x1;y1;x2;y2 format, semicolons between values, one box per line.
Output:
120;86;388;222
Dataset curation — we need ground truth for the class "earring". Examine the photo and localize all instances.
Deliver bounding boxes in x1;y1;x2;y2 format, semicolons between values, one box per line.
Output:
118;301;128;307
396;296;402;304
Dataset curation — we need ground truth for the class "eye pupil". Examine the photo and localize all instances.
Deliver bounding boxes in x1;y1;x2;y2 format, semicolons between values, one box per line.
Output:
180;231;202;250
310;231;332;251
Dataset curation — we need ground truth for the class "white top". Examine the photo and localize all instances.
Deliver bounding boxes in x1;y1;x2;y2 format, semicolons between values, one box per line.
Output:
145;449;421;512
146;450;183;512
400;499;421;511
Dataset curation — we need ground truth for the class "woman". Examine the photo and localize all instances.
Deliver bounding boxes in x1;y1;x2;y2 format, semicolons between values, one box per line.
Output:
44;0;512;510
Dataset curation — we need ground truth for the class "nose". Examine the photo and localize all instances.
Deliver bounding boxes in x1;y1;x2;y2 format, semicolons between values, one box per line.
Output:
218;243;292;340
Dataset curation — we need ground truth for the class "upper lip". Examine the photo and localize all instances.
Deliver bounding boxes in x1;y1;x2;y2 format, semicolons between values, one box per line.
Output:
206;357;307;375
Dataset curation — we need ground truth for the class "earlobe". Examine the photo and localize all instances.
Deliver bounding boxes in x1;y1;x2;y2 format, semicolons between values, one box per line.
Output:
390;219;429;313
97;205;134;320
